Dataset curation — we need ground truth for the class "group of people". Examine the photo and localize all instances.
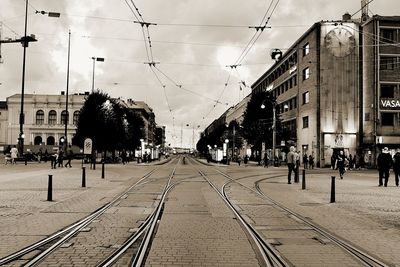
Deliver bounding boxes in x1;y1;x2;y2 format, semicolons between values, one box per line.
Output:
302;153;315;169
286;146;302;184
50;145;74;169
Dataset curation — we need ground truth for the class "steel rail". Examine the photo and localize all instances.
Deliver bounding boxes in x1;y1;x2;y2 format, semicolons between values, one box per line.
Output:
208;165;389;267
186;158;287;267
17;159;175;267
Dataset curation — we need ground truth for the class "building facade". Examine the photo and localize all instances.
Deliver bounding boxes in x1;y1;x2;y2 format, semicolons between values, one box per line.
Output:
252;19;361;167
361;15;400;163
5;93;86;150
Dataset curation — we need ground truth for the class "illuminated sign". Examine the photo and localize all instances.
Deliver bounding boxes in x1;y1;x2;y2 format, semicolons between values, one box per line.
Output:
381;99;400;109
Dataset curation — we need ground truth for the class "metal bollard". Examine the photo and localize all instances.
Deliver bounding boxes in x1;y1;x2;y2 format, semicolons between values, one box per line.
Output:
101;162;105;179
82;167;86;187
47;175;53;201
295;168;299;183
330;176;335;203
302;169;306;190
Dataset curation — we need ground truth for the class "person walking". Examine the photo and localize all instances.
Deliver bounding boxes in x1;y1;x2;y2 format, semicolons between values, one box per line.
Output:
336;150;346;179
65;145;73;168
244;155;248;167
237;155;242;166
264;152;269;168
377;147;392;187
309;154;314;169
393;149;400;187
51;152;58;169
303;153;308;169
57;149;64;168
287;146;296;184
331;153;337;170
348;154;353;170
10;145;18;165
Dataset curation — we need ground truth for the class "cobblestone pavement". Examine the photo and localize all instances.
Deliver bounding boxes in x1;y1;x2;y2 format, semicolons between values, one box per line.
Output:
210;163;400;266
2;158;400;266
0;160;155;259
145;163;261;267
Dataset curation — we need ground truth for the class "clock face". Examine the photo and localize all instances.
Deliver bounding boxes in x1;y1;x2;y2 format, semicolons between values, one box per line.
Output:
325;27;355;57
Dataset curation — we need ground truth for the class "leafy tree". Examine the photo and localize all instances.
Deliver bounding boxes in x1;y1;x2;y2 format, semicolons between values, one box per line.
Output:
73;90;144;153
241;91;277;150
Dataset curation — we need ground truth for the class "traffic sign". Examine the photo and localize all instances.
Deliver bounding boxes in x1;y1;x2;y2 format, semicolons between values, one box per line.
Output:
83;138;93;155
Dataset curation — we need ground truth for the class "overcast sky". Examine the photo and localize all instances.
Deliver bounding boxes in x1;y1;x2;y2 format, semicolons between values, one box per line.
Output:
0;0;399;148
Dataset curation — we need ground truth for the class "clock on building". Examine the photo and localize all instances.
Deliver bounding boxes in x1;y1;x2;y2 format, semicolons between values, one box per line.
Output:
324;27;355;57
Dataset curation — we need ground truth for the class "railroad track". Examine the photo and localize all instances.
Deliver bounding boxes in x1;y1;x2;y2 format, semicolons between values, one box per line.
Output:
0;157;179;267
192;157;390;267
187;157;289;267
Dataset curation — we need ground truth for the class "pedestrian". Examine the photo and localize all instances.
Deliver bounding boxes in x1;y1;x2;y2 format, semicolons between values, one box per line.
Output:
331;153;337;170
244;155;248;167
309;154;314;169
286;146;296;184
51;152;58;169
264;152;269;168
393;149;400;187
38;148;43;163
10;145;18;164
65;145;73;168
377;147;392;187
44;149;49;163
303;153;308;169
336;150;346;179
121;150;127;165
237;155;242;166
348;154;353;170
57;149;64;168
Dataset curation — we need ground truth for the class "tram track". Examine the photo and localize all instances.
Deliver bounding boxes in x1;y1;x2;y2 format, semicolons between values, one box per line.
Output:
193;157;390;267
0;158;179;267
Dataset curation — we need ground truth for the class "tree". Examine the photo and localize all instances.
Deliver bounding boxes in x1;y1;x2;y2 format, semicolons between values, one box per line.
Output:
73;90;144;153
241;91;277;150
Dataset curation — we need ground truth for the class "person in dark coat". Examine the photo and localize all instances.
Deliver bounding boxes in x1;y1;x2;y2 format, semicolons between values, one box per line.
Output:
308;154;314;169
392;149;400;187
65;145;73;168
336;150;346;179
303;153;308;169
377;147;393;187
331;154;337;170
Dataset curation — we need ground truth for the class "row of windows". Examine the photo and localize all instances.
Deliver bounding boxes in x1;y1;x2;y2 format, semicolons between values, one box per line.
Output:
381;84;400;98
380;28;400;43
380;56;400;70
278;97;297;114
35;110;80;125
272;75;298;98
381;112;399;126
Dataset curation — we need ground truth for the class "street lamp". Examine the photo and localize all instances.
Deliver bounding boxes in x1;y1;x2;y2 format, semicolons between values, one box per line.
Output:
224;139;229;165
91;57;104;92
18;1;60;156
64;30;71;151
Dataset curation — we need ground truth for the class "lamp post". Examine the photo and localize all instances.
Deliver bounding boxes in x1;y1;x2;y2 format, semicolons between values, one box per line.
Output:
64;30;71;151
224;139;229;165
91;57;104;92
261;101;276;160
18;2;60;156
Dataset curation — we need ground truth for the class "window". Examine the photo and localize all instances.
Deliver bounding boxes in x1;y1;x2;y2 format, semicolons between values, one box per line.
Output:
36;110;44;125
381;57;397;70
302;116;309;128
73;111;80;125
381;113;394;126
47;136;55;145
61;110;69;125
380;29;396;43
303;43;310;56
294;75;298;86
302;91;310;104
381;84;395;98
302;67;310;80
48;110;57;125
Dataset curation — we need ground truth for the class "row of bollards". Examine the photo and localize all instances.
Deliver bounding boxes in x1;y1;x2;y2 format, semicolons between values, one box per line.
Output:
292;169;336;204
47;164;106;201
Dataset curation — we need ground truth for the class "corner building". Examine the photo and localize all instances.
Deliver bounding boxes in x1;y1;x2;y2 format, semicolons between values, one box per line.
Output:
362;16;400;162
252;19;361;167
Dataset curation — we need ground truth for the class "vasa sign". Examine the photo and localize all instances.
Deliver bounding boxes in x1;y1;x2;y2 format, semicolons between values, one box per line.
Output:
380;99;400;109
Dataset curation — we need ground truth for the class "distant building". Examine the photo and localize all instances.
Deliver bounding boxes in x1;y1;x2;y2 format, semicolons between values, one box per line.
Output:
125;99;157;145
155;125;166;150
4;92;86;150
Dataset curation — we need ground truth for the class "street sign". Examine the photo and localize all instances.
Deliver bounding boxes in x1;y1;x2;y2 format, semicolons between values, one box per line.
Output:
83;138;93;155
